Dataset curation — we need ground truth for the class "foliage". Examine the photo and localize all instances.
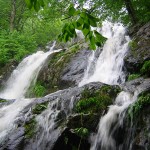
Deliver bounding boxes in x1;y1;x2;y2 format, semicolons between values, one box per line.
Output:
140;60;150;76
127;74;141;81
0;30;37;67
129;40;138;50
128;91;150;117
0;99;7;103
25;0;150;51
25;0;44;11
76;86;113;114
24;118;37;138
0;0;65;69
32;83;46;97
73;127;89;138
58;5;107;50
32;102;49;114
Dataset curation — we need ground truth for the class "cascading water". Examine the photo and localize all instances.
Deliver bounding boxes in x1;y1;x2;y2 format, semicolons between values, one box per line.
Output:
79;21;130;86
0;20;142;150
0;42;62;99
0;43;63;143
79;21;135;150
25;94;76;150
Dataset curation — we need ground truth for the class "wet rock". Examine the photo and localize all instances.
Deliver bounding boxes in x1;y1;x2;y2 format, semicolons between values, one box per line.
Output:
0;60;18;88
67;114;100;132
121;78;150;94
52;128;90;150
125;22;150;74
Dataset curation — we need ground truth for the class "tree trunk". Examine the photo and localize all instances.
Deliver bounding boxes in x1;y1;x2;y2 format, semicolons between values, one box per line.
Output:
124;0;137;24
10;0;16;32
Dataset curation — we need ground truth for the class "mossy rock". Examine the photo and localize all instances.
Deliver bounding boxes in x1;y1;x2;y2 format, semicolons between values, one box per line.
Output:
0;99;7;103
75;85;121;114
32;102;49;115
24;118;37;139
33;43;81;95
128;90;150;118
67;114;100;132
127;74;141;81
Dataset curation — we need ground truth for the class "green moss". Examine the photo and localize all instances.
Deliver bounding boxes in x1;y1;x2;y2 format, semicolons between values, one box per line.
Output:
24;118;37;139
73;127;89;138
129;40;138;49
40;43;81;93
75;85;120;114
26;82;46;98
140;60;150;76
0;99;7;103
32;102;49;114
127;74;141;81
128;91;150;117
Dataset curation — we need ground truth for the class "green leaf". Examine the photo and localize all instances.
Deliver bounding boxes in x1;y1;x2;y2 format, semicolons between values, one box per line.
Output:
83;23;90;30
80;12;86;19
34;1;40;12
39;0;44;7
25;0;33;9
82;28;90;37
90;36;96;50
77;17;84;25
94;30;107;44
68;6;76;16
89;18;97;27
74;22;82;30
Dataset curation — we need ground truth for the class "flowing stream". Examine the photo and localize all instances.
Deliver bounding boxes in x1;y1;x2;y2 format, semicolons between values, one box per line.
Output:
0;43;62;143
0;42;62;99
79;21;130;86
0;21;137;149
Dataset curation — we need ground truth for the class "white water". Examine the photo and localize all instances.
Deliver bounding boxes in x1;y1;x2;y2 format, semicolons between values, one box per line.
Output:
79;21;130;86
90;87;143;150
0;21;136;149
26;95;76;150
0;43;62;99
0;43;63;143
0;98;34;143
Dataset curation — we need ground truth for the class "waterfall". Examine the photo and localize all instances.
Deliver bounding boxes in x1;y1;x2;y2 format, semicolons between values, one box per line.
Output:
0;43;62;143
25;95;76;150
0;98;34;143
90;85;144;150
79;21;130;86
0;43;62;99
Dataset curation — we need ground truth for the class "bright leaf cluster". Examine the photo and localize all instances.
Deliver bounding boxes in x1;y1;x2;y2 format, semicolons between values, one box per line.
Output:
25;0;44;11
58;5;107;50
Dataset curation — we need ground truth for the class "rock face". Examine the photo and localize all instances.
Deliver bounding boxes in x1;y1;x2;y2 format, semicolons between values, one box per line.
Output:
125;22;150;74
30;44;91;96
0;23;150;150
0;60;18;89
61;49;91;86
0;82;121;150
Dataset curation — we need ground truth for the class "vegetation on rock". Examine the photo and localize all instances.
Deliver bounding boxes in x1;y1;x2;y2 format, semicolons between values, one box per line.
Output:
0;99;7;103
24;118;37;138
140;60;150;77
76;85;120;114
32;102;49;114
128;91;150;118
127;74;141;81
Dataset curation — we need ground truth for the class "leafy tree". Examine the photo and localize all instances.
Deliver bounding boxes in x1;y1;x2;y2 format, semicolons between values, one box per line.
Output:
24;0;150;49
